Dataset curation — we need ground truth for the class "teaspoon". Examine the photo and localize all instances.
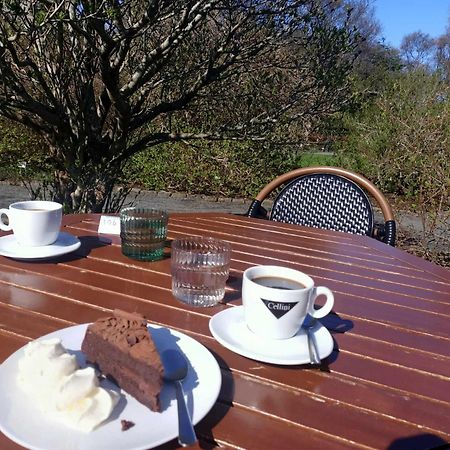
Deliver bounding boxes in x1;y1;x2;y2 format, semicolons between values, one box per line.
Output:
303;316;321;365
161;349;198;447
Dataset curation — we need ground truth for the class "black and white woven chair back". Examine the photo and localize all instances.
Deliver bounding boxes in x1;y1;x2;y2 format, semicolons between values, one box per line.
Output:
270;174;374;236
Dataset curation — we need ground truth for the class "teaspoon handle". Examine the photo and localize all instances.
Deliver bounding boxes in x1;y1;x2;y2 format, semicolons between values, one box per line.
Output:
306;327;321;365
175;380;198;447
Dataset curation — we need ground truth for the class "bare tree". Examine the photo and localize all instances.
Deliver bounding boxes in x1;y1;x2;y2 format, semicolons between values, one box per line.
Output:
341;0;401;82
400;31;435;68
0;1;358;212
435;19;450;82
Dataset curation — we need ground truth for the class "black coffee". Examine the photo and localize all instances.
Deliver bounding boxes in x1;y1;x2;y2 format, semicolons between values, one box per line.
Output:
252;276;306;290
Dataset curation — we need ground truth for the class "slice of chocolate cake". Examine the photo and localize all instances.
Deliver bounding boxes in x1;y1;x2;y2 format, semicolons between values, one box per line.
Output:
81;309;163;412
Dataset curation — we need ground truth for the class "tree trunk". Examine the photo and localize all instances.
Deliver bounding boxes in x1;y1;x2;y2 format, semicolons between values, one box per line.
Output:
49;162;128;214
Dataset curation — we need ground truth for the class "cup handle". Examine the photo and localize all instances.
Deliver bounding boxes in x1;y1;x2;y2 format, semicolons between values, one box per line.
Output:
0;208;12;232
308;286;334;319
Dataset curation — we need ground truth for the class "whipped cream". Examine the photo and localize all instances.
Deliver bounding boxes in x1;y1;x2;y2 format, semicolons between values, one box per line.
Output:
18;338;119;432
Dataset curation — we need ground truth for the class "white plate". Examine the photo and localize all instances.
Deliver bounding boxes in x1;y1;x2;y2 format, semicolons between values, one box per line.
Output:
0;323;221;450
209;306;334;365
0;232;81;260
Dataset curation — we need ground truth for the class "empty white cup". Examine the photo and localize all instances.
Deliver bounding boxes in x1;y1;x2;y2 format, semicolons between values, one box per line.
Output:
0;201;62;247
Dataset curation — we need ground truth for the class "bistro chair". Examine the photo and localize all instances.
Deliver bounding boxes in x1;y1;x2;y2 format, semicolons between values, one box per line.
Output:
246;166;396;246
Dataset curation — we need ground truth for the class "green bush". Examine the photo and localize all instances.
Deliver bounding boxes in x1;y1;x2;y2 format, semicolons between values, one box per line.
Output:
1;116;336;200
124;140;336;199
335;70;450;200
0;118;48;182
334;69;450;250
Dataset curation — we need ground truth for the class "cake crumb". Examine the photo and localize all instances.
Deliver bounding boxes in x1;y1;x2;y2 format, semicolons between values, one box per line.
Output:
121;420;135;431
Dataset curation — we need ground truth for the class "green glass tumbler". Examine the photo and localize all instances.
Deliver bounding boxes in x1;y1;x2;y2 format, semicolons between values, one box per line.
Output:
120;208;168;261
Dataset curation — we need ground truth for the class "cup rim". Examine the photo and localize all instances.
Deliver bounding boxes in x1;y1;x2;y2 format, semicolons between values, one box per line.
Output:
9;201;62;212
243;265;314;291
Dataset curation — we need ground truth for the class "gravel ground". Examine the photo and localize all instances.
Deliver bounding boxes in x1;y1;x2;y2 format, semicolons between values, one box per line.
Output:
0;182;248;215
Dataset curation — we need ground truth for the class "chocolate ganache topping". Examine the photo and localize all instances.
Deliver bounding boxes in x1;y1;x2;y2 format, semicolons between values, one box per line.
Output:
90;310;158;358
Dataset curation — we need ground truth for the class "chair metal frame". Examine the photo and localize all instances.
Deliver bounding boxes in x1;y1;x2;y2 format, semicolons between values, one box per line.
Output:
247;166;396;246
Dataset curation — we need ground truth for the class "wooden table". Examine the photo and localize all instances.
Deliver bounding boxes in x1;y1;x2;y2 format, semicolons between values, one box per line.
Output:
1;213;449;450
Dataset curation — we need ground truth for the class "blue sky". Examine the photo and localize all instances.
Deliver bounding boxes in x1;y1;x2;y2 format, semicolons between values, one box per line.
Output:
374;0;450;48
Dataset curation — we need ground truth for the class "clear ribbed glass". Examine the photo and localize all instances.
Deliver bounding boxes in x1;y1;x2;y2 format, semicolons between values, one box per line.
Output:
120;208;168;261
171;237;231;307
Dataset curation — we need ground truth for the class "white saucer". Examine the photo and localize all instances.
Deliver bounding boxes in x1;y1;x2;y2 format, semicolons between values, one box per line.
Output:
0;232;81;260
209;306;334;365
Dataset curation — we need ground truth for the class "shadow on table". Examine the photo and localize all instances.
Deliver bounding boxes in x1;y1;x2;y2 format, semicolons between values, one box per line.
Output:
286;312;353;373
319;311;353;334
222;271;242;303
387;433;449;450
317;311;353;371
152;348;232;450
74;235;113;257
193;348;233;449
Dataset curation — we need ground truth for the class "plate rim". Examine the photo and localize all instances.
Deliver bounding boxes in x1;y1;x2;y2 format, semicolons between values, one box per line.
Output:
0;231;81;259
0;322;222;450
209;305;334;365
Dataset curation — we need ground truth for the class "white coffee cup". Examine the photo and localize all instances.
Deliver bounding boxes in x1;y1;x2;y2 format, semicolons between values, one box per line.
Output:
0;201;63;247
242;265;334;340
